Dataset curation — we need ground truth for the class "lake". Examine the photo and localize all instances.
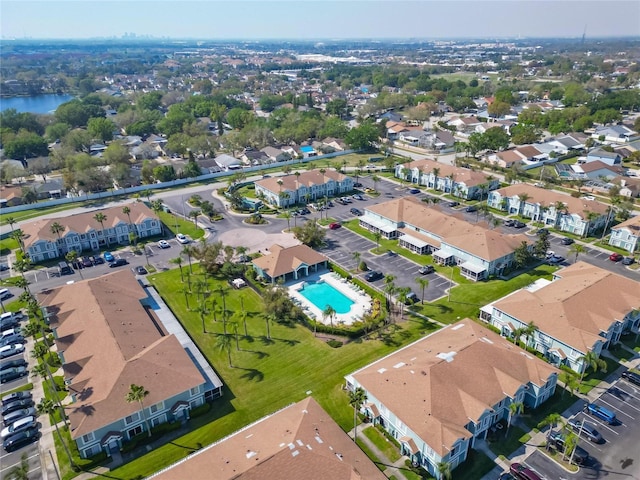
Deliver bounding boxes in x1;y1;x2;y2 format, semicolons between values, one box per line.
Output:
0;94;75;114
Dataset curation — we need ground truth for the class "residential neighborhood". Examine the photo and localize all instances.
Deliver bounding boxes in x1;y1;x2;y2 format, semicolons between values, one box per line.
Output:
1;25;640;480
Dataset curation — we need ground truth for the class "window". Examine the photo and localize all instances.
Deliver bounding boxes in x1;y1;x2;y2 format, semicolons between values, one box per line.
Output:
124;412;140;425
190;386;200;396
151;414;166;427
81;432;94;444
150;401;163;414
127;425;143;438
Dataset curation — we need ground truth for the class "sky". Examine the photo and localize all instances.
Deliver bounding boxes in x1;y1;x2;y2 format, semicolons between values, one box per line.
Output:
1;0;639;40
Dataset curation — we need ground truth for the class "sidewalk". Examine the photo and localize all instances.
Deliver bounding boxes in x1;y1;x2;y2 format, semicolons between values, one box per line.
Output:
348;425;412;480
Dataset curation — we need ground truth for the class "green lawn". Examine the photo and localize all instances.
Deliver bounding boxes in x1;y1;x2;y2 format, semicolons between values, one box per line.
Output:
0;202;81;226
355;438;386;472
452;449;495;480
522;390;579;430
487;425;528;458
108;266;440;479
578;356;620;394
0;237;19;255
156;210;204;239
362;425;402;462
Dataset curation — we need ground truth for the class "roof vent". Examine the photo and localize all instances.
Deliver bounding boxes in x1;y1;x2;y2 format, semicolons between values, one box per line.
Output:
436;351;457;363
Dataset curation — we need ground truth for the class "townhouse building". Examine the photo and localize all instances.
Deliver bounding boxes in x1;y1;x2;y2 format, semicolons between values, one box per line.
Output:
480;262;640;373
609;215;640;253
487;184;610;237
359;197;531;280
254;169;353;208
39;272;223;458
345;320;558;478
20;202;162;262
150;397;385;480
394;159;500;200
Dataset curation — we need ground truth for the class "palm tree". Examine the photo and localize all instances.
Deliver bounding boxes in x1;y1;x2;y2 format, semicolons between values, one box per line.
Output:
122;206;132;234
265;313;275;339
415;277;429;304
230;320;240;350
6;216;17;233
216;333;233;367
436;461;452;480
373;231;382;253
517;193;530;216
507;401;524;434
349;387;367;443
65;250;82;280
195;303;209;333
188;209;201;227
323;305;336;328
11;229;26;254
93;212;109;247
125;384;151;437
578;350;607;384
182;245;196;273
569;243;585;263
50;221;66;254
538;413;564;450
560;371;579;397
282;211;292;231
522;321;538;349
371;175;380;192
352;251;361;272
182;286;191;310
170;257;184;281
37;398;75;468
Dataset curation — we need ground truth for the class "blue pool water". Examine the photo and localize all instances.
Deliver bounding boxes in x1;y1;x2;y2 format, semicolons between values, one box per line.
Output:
299;281;354;314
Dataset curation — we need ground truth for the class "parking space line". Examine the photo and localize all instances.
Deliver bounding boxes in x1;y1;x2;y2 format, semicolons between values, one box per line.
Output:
598;398;636;419
580;414;619;435
603;391;640;413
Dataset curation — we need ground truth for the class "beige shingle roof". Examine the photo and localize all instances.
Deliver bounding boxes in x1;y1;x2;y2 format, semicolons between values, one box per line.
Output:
612;215;640;233
366;197;530;261
39;271;204;439
19;202;157;249
351;321;557;457
493;262;640;354
151;397;386;480
252;244;328;279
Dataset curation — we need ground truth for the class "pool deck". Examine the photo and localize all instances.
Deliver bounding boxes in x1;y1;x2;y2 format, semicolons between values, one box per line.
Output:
287;271;372;326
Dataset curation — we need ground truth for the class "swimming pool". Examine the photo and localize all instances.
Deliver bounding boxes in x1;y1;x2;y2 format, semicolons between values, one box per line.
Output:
299;280;354;314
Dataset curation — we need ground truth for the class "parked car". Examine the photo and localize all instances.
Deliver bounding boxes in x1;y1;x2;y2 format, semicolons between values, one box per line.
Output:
0;367;28;384
418;265;435;274
300;208;311;215
561;237;574;245
465;205;478;212
503;219;514;227
609;252;623;262
0;358;27;372
509;463;541;480
350;208;363;216
387;250;397;257
584;403;617;424
135;266;148;275
353;182;363;188
352;194;364;200
2;407;36;426
90;256;105;265
103;251;114;262
622;256;635;265
567;419;603;443
448;201;460;207
0;416;36;439
109;259;128;268
536;228;549;236
328;222;341;230
0;344;25;359
409;188;420;194
2;427;39;452
81;256;93;268
548;431;590;464
404;292;419;304
621;370;640;386
0;333;25;347
176;233;189;244
512;221;526;228
548;255;565;264
1;399;34;417
364;271;383;282
157;240;171;249
1;391;32;406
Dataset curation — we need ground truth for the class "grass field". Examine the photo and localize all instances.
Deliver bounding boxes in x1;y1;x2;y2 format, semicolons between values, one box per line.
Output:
156;210;204;239
108;266;441;479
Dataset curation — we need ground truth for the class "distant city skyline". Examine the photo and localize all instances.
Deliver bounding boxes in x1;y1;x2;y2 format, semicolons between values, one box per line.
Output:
2;1;639;41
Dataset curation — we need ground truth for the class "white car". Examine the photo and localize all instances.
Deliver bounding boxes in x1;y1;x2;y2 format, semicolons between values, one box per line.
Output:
176;233;189;244
0;344;24;359
1;416;36;438
158;240;170;249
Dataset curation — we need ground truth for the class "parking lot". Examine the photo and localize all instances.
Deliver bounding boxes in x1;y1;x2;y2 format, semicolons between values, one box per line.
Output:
518;374;640;480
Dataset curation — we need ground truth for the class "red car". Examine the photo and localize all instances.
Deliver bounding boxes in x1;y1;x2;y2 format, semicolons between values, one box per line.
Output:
609;252;623;262
329;222;341;230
